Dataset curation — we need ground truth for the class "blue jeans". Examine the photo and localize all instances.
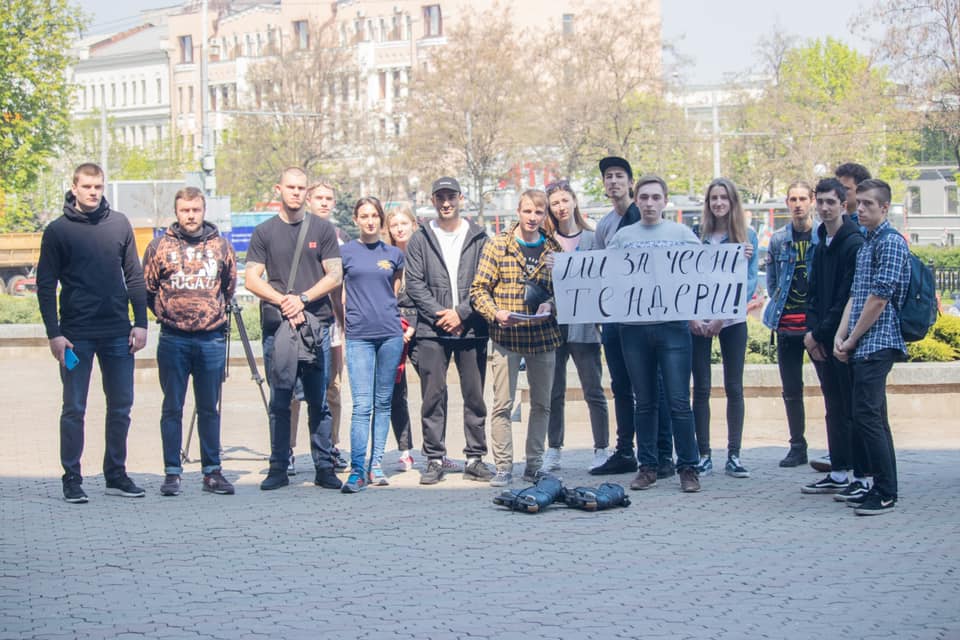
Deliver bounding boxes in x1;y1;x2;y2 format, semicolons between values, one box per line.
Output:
620;322;699;470
58;335;135;483
346;336;404;474
263;325;333;471
157;328;225;475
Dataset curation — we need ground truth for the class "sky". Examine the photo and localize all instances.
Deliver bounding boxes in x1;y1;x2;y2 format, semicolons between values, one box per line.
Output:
77;0;875;85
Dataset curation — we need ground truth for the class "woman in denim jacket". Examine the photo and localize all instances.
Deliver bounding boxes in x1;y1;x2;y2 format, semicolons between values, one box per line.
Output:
540;181;610;472
690;178;759;478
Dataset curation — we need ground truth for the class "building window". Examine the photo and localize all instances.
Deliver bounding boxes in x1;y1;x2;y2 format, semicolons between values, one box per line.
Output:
293;20;309;50
391;15;401;40
123;82;128;106
210;87;218;111
156;78;162;104
110;83;116;106
393;70;402;98
394;118;401;137
221;85;229;109
156;125;163;140
342;77;349;102
946;186;958;215
908;186;922;215
141;80;147;104
188;86;194;112
423;5;442;37
179;35;193;63
562;13;575;35
178;87;183;112
379;71;387;101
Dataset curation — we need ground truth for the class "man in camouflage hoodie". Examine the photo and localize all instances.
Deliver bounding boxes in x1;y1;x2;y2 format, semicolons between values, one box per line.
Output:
143;187;237;497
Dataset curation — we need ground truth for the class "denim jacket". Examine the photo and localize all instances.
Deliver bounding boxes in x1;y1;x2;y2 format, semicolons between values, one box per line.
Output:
762;221;820;330
704;227;760;306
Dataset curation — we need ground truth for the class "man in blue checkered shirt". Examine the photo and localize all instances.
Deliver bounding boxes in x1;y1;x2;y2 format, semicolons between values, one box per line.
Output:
834;179;910;516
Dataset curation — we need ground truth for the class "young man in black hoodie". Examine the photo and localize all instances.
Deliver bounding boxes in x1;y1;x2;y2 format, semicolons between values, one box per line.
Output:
142;187;237;497
404;177;493;485
801;178;867;498
37;163;149;503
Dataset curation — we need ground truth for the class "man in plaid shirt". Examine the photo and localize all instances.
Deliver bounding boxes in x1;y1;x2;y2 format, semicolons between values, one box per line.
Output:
834;179;910;516
471;189;562;487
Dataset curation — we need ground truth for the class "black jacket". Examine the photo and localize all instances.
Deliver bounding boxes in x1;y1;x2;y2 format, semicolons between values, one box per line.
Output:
806;218;864;345
404;219;489;339
37;192;147;340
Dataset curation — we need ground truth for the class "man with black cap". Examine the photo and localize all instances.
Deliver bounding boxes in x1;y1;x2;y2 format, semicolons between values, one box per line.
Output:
590;157;675;477
405;177;494;485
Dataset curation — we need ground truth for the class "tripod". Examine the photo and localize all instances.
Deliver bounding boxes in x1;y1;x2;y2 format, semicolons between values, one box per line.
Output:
181;301;270;463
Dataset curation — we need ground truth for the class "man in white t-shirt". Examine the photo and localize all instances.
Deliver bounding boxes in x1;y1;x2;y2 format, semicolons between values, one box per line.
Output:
405;177;494;485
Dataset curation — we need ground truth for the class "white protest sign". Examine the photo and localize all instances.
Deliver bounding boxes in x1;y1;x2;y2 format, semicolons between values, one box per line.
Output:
552;244;748;324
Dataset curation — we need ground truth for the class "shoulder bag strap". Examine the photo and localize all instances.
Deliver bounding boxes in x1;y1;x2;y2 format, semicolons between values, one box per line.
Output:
285;214;311;294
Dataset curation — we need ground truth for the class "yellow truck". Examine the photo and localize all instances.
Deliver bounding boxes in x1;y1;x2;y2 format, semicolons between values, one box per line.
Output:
0;232;41;295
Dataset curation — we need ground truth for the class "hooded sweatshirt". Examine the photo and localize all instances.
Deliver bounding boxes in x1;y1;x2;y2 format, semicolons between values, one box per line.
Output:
37;192;147;340
142;221;237;333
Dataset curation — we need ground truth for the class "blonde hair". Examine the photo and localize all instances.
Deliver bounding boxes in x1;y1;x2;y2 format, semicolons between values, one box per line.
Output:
384;203;419;246
701;178;747;244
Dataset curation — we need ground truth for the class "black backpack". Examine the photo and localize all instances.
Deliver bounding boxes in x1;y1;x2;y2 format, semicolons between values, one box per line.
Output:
877;227;938;342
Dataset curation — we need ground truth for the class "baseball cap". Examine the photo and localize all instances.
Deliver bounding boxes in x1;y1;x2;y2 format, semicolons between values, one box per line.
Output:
599;156;633;181
431;176;461;194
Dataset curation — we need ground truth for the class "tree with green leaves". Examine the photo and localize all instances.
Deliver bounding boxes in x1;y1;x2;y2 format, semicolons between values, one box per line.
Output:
0;0;86;228
727;35;917;200
858;0;960;170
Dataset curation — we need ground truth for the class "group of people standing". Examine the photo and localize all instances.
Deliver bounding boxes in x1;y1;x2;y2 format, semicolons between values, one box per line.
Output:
38;157;909;515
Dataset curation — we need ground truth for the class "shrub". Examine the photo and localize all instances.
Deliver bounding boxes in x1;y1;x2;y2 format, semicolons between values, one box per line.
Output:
932;313;960;352
0;295;42;324
910;246;960;269
907;337;959;362
746;317;777;363
230;303;261;342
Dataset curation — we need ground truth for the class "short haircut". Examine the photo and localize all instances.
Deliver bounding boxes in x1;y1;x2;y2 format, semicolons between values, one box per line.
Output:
174;186;206;209
278;166;307;183
518;188;547;211
814;178;846;203
856;179;892;205
353;196;385;226
835;163;871;185
787;180;813;198
634;174;668;197
306;181;336;199
73;163;104;184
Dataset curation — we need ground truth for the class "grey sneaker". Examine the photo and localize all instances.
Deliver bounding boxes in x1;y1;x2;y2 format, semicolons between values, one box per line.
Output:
419;459;445;485
441;457;463;473
463;459;494;482
62;478;88;504
160;474;182;496
542;447;561;471
724;455;750;479
489;469;512;487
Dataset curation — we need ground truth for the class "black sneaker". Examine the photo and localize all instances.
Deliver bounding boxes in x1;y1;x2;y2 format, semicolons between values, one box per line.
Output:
203;471;235;495
160;474;182;496
62;479;88;504
105;475;145;498
834;480;870;502
314;467;343;490
441;457;464;473
854;493;896;516
260;469;289;491
463;459;494;482
779;448;808;467
420;459;445;485
801;474;849;494
521;468;548;484
588;451;638;476
332;448;348;470
846;487;875;508
656;459;676;479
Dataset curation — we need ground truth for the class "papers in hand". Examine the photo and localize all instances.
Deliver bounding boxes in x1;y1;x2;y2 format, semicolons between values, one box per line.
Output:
509;311;551;321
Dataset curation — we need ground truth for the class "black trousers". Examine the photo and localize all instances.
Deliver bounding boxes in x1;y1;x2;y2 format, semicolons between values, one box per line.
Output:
408;338;488;460
776;332;806;449
851;351;898;499
391;367;413;452
813;352;868;476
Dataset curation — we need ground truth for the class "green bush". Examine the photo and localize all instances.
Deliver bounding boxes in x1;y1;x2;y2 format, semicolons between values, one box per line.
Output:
230;303;261;342
907;337;959;362
910;246;960;269
0;295;42;324
746;317;777;363
932;313;960;351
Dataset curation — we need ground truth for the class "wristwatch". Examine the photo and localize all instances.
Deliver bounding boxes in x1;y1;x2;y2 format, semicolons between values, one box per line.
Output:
299;293;310;304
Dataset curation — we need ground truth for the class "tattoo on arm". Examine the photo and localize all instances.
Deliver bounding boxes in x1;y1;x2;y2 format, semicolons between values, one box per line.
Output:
322;258;343;284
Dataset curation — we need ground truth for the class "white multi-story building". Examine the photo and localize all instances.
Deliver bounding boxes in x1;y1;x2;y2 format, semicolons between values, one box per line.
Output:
69;22;172;148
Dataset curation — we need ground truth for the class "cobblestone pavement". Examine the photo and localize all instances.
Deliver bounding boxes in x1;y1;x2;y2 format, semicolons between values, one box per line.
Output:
1;357;958;640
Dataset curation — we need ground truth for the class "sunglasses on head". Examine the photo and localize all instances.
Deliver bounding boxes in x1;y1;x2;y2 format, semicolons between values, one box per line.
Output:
545;179;572;195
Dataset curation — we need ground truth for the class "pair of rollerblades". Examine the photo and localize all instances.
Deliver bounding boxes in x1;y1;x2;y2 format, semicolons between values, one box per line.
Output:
492;473;631;513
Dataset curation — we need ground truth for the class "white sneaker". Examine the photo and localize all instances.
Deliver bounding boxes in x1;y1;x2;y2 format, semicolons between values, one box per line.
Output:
543;447;561;471
590;448;609;471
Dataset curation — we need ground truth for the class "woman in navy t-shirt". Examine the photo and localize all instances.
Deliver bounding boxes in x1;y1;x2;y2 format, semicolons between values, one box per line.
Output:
340;197;405;493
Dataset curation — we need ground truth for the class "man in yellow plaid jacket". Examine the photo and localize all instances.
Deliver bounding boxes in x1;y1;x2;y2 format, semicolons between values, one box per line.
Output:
470;189;562;487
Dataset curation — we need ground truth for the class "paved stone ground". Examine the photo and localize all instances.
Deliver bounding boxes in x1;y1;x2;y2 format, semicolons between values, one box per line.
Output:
1;357;958;640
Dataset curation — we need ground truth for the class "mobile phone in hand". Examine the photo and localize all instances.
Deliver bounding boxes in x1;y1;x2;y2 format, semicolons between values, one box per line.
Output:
64;348;79;370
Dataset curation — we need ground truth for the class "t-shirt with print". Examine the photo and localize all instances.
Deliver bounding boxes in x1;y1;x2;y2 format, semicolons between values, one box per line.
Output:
341;240;404;340
246;214;341;323
778;227;812;334
518;237;546;276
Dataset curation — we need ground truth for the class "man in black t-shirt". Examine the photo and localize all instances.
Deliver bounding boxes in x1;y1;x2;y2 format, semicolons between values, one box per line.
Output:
245;167;343;491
